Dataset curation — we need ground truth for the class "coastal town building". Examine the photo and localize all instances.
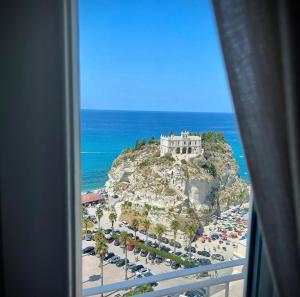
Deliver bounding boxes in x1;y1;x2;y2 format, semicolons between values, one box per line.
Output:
160;131;203;158
81;193;104;206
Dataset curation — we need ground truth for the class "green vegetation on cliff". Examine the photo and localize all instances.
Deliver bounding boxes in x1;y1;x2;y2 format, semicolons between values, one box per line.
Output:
108;132;249;221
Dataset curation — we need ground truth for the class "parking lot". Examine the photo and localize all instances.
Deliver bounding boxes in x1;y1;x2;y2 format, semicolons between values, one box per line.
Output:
82;205;245;296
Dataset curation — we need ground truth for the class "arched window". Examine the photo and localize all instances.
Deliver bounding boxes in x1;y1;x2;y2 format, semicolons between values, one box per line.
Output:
176;147;180;154
182;147;187;154
188;147;192;154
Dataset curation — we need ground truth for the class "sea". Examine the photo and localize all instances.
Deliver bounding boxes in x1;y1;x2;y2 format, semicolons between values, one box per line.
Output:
80;110;248;192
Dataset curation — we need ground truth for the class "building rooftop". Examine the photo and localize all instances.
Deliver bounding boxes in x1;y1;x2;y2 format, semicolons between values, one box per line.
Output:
81;193;104;204
161;131;201;140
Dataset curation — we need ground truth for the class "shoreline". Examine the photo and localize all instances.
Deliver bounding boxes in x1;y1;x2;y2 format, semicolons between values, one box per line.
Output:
81;187;106;195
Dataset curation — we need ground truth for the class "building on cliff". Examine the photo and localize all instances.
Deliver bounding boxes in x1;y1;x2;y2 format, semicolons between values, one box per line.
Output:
160;131;203;158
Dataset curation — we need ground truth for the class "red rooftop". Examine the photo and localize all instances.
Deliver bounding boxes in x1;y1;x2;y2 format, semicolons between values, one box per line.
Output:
81;193;104;205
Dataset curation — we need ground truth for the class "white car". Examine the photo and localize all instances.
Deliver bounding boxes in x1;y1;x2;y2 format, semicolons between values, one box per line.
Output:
165;259;172;266
135;267;150;276
122;221;128;225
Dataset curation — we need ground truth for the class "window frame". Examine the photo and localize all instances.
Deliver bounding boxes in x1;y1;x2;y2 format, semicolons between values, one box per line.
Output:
0;1;275;296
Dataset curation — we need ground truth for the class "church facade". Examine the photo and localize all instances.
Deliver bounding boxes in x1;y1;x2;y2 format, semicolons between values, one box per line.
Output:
160;131;203;158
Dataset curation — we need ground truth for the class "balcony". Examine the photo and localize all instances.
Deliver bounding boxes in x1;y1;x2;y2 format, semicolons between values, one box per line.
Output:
83;258;246;297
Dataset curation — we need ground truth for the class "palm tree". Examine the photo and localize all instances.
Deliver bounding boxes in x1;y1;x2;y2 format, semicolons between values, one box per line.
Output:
184;223;197;261
132;218;139;239
119;232;132;280
109;212;117;231
143;219;151;242
82;205;88;218
154;224;165;248
142;210;149;218
122;201;132;214
170;219;180;252
82;217;92;239
95;231;108;297
96;207;103;229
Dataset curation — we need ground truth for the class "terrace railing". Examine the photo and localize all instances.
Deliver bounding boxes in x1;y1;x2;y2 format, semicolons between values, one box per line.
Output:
83;258;246;297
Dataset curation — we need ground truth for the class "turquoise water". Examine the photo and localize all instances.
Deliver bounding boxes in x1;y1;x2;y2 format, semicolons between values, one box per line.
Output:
80;110;248;192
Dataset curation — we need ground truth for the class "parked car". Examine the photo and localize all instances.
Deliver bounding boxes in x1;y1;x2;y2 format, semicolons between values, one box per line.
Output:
131;264;144;272
116;259;129;267
136;267;150;276
148;233;157;239
211;254;225;261
161;237;169;244
114;239;120;246
174;251;182;256
139;229;147;235
160;245;170;252
179;289;206;297
171;261;181;270
86;234;93;241
133;247;141;254
82;246;94;254
184;246;196;253
113;230;121;235
104;228;112;234
109;256;120;263
126;263;136;270
165;259;172;266
106;236;114;243
148;253;156;260
211;234;219;240
170;241;182;248
197;258;212;265
180;254;189;261
89;249;96;255
104;252;115;261
145;240;153;246
197;251;210;257
136;272;158;287
155;255;165;264
112;194;119;199
152;242;159;248
196;271;209;278
140;250;148;257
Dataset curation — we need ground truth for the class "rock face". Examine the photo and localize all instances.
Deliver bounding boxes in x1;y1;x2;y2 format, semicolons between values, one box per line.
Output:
105;133;249;218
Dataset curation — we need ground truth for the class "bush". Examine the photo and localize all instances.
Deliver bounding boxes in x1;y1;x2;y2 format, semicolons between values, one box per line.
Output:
201;131;224;143
123;285;153;297
202;162;217;177
134;139;146;150
139;158;150;168
130;240;193;267
148;136;156;144
181;159;187;164
112;235;193;267
123;147;132;154
163;153;175;162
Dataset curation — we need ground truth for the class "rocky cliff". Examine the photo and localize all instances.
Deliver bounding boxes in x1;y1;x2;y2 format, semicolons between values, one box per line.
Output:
105;132;249;224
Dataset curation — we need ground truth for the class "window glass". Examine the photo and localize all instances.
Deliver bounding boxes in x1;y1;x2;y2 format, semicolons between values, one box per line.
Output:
79;1;250;296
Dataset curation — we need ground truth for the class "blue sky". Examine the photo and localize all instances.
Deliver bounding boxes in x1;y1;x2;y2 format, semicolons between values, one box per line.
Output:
79;0;233;113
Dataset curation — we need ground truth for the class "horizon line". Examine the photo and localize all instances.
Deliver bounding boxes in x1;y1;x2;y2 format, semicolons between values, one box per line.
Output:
80;108;234;114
